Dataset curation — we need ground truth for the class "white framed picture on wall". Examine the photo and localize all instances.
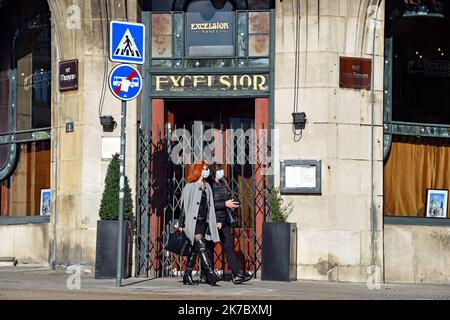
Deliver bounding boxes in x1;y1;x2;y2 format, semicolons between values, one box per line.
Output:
40;189;51;216
425;189;448;219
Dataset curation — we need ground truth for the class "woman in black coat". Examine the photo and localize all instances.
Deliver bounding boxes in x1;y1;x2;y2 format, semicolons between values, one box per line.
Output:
208;164;252;284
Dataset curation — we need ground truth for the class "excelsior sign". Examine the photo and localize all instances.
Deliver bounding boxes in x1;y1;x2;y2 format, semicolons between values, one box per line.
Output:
152;74;269;93
190;22;230;32
185;1;234;56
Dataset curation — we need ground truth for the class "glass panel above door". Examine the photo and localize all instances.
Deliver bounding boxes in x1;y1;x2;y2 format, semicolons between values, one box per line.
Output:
185;0;235;57
152;14;173;58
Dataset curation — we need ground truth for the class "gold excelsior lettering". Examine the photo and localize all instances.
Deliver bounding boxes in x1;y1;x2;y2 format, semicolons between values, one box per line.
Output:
154;74;269;92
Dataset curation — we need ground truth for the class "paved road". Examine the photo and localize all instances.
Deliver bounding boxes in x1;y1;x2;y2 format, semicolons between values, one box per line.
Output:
0;267;449;300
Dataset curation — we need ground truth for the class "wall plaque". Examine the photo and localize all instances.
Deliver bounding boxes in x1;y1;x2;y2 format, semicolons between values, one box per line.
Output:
339;57;372;90
59;59;78;92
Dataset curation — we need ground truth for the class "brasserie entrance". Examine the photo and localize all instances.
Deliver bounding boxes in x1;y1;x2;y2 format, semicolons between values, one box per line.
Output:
135;98;272;278
136;0;275;279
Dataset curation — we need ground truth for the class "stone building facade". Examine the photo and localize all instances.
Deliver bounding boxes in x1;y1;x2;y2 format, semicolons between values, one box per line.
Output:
0;0;449;285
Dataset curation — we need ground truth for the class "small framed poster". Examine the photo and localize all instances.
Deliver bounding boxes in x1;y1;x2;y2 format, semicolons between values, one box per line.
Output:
101;137;120;160
280;160;322;195
40;189;51;216
425;189;448;219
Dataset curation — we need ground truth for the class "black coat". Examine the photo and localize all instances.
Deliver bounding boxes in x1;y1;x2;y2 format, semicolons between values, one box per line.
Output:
210;180;230;225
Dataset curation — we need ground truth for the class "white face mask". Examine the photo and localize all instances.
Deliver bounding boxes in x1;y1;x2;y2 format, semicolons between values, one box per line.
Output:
202;168;210;179
216;169;224;180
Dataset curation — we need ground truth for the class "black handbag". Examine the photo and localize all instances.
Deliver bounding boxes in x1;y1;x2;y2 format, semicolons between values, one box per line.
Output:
166;231;192;256
227;208;238;227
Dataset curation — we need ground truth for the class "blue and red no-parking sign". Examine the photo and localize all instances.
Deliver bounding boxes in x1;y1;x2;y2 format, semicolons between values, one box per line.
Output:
108;64;142;101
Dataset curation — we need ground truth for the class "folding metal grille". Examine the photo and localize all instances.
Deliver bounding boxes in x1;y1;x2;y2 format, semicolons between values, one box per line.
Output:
136;123;272;279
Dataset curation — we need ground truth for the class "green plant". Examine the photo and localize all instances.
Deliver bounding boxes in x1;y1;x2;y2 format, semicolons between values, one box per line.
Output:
268;187;293;223
99;153;133;220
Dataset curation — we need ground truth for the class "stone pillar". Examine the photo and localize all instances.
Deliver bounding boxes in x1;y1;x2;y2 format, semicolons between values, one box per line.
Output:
48;0;139;268
274;0;384;282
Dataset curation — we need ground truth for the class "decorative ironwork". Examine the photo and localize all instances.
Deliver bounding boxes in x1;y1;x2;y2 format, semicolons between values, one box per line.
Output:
385;122;450;139
135;123;272;278
136;127;151;276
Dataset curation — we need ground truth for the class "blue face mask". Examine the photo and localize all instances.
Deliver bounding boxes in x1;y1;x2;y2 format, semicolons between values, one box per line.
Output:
216;169;224;180
202;168;210;179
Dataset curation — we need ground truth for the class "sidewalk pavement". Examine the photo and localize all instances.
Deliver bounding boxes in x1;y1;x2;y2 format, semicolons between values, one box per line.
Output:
0;266;449;300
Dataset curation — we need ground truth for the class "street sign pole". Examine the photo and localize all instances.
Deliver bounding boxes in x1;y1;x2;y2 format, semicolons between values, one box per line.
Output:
116;100;127;287
109;20;144;287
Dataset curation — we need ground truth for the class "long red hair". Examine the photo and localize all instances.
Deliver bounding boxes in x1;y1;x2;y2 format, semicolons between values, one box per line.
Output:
186;160;207;183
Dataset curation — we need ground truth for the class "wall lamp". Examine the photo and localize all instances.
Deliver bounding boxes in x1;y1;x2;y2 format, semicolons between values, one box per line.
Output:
292;112;307;130
100;116;117;131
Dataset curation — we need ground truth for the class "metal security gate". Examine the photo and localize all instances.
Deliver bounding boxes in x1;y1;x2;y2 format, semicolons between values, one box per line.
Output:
135;122;273;279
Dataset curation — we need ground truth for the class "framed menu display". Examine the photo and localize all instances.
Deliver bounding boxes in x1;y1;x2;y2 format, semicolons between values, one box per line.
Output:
280;160;322;195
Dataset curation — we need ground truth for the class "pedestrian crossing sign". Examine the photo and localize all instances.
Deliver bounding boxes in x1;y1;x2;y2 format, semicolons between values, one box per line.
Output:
110;21;145;65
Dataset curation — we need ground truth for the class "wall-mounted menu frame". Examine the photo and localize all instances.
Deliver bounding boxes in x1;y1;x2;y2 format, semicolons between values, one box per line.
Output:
280;160;322;195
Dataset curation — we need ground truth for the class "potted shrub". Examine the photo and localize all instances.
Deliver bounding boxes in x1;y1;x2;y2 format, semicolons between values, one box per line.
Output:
261;187;297;282
95;153;133;279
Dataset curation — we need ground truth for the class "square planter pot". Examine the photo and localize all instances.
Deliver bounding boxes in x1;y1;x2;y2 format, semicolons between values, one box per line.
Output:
261;222;297;282
95;220;132;279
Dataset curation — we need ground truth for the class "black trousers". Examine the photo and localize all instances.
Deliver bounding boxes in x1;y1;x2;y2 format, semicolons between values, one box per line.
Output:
215;225;239;275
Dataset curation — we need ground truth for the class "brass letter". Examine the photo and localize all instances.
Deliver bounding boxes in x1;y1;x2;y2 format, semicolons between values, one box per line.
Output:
219;76;231;90
181;75;192;88
239;75;252;90
155;76;169;92
193;75;207;88
170;75;182;88
232;75;238;91
254;75;268;91
207;75;214;88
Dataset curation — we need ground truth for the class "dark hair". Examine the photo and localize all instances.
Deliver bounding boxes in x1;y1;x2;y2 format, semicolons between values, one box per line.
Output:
208;163;224;183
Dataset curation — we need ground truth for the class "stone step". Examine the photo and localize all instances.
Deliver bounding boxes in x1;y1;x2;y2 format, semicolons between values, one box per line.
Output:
0;257;18;267
0;257;16;262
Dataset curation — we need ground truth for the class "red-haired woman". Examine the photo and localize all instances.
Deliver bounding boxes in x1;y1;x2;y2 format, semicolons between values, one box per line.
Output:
178;160;221;286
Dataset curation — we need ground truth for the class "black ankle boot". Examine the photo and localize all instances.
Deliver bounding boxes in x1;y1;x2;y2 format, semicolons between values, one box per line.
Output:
183;270;196;285
183;246;198;286
204;268;219;286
